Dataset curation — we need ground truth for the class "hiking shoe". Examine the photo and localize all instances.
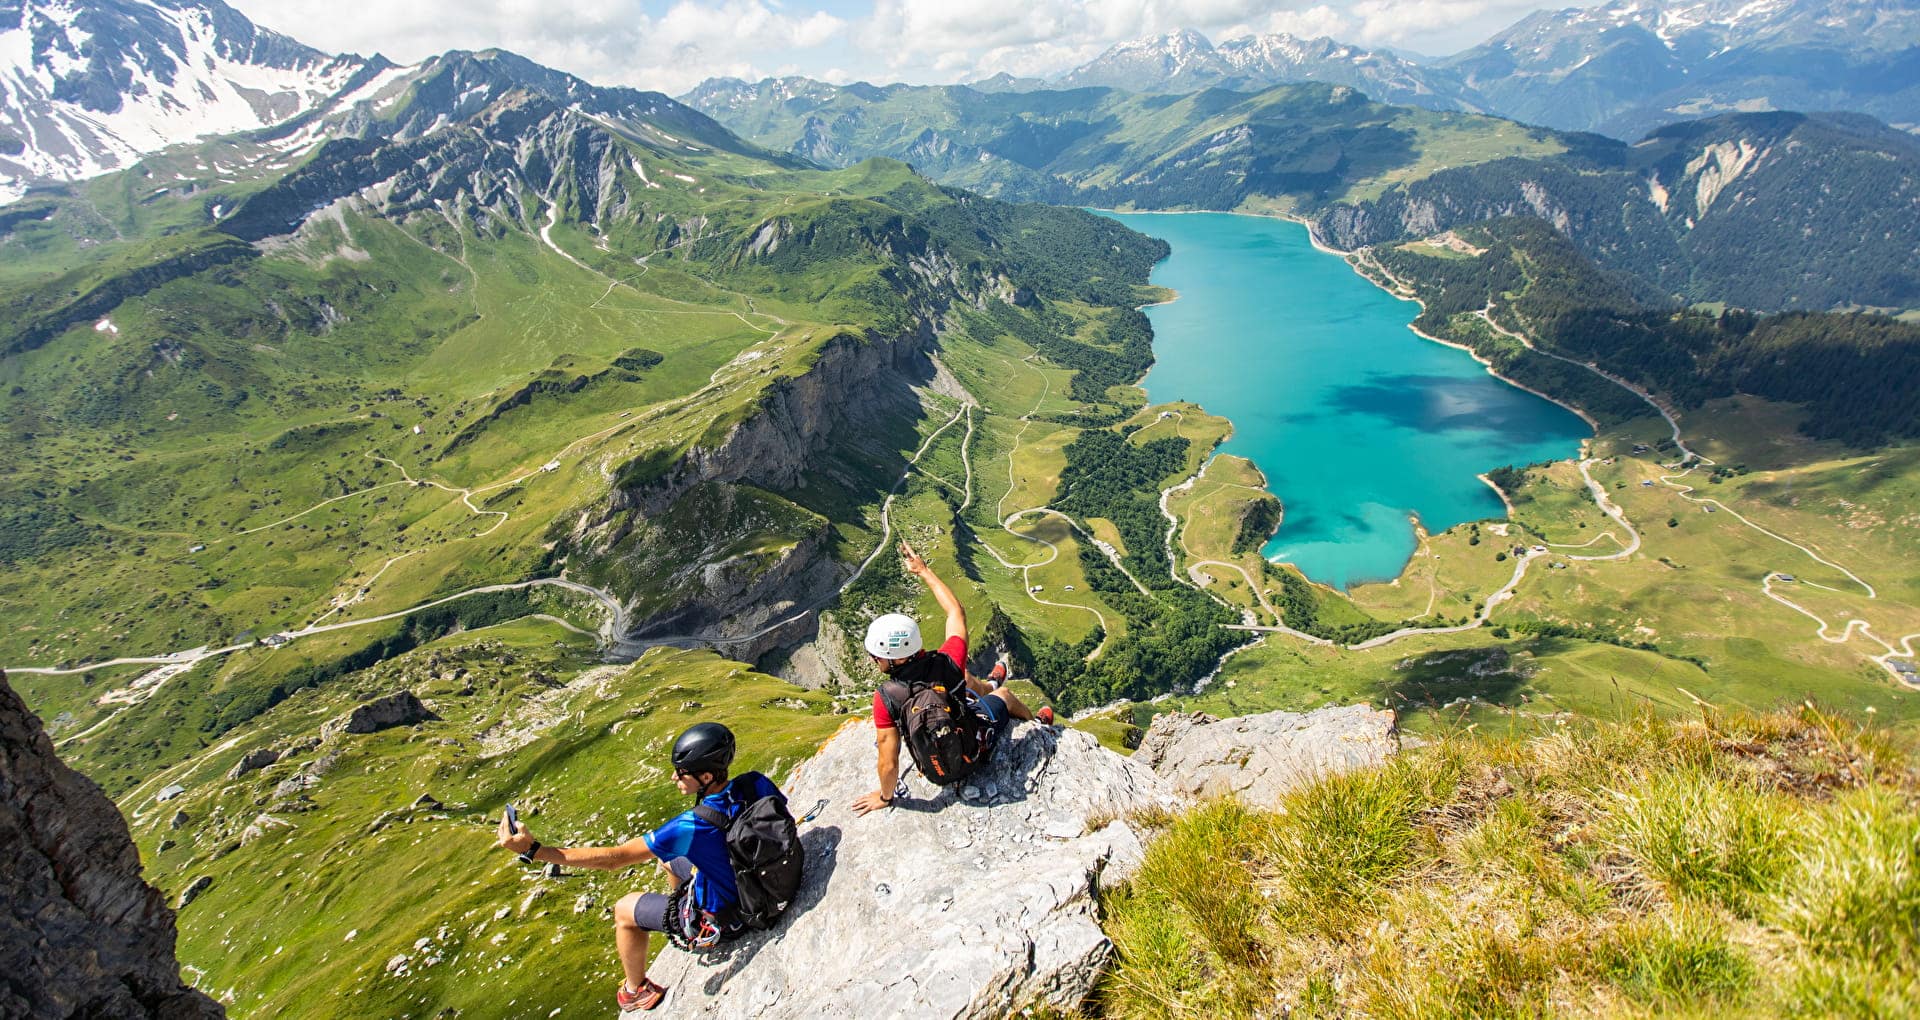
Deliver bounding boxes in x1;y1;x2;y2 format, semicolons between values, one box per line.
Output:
988;662;1009;683
617;979;667;1012
1037;706;1055;726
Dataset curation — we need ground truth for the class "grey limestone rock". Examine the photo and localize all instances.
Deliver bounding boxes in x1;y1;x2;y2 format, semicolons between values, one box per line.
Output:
224;747;279;780
1136;704;1399;809
0;671;222;1017
645;719;1172;1018
321;691;436;739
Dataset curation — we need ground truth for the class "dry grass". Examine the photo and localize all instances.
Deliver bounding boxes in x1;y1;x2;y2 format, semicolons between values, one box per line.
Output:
1093;705;1920;1019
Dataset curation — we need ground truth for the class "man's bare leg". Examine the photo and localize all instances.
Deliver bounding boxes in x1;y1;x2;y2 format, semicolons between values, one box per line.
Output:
612;893;655;991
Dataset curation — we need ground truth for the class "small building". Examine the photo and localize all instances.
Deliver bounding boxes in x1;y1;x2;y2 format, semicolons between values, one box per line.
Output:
156;784;186;803
1641;480;1654;487
1531;545;1548;554
188;544;206;553
1632;444;1650;454
1889;659;1917;675
1704;505;1716;513
1064;585;1076;592
263;633;291;648
1029;585;1044;593
542;460;561;472
1776;575;1795;583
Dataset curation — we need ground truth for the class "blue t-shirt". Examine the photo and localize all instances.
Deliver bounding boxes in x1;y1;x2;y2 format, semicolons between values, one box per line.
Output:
644;772;782;916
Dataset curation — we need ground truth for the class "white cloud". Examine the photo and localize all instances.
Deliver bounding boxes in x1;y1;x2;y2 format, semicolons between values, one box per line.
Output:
237;0;1581;93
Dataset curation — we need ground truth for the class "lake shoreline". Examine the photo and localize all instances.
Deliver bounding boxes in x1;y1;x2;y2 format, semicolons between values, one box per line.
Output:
1103;209;1589;589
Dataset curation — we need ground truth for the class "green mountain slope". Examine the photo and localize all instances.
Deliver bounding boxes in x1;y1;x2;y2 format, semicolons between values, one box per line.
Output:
686;79;1920;314
0;49;1169;791
1324;111;1920;311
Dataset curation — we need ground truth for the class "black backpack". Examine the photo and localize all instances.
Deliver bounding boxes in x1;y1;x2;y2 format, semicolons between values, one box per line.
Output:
892;654;993;786
692;773;804;931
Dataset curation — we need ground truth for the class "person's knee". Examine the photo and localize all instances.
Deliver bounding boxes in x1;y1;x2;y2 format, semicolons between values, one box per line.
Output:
613;892;642;929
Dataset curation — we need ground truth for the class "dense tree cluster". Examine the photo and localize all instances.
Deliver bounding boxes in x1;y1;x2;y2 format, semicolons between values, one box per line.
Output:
1022;427;1245;711
1230;496;1283;555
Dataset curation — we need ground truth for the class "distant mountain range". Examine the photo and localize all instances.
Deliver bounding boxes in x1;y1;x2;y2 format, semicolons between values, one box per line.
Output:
999;0;1920;138
1447;0;1920;138
0;0;378;201
682;75;1920;312
1048;27;1479;113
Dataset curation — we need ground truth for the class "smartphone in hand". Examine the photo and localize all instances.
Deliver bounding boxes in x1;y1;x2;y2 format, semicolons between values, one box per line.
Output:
504;803;519;830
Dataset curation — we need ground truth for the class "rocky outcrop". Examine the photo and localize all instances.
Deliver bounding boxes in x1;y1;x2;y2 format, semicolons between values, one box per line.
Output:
224;747;279;780
646;719;1172;1018
0;671;223;1018
320;691;436;739
1136;704;1398;809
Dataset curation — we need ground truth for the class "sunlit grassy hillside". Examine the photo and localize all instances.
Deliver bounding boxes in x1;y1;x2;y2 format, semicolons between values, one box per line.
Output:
1095;706;1919;1018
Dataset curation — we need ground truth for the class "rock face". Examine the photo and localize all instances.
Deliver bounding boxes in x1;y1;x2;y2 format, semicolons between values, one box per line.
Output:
321;691;436;739
0;671;223;1018
1135;704;1399;809
647;719;1173;1018
224;747;279;780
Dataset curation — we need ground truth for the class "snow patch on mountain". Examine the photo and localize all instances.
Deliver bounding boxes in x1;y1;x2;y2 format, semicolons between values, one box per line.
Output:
0;0;369;202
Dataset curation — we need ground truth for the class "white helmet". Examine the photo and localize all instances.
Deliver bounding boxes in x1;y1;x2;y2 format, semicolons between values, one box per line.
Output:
863;613;923;660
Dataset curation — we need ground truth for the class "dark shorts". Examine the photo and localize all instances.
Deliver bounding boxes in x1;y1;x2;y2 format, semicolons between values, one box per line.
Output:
974;692;1011;737
631;858;696;936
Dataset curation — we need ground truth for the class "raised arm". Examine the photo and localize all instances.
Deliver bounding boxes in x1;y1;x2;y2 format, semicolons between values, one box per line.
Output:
900;539;965;643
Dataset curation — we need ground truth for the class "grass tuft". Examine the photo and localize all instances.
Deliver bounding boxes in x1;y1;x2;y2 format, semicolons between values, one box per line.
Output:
1771;787;1920;964
1604;767;1794;912
1597;908;1753;1005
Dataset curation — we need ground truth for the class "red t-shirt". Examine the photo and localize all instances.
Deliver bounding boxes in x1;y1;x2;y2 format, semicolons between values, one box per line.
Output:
872;635;967;729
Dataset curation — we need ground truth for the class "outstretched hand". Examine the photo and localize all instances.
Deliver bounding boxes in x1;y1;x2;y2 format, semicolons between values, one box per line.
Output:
899;539;930;579
497;811;533;854
851;790;892;816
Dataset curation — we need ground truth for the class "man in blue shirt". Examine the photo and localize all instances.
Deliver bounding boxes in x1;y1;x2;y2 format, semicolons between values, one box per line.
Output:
498;722;779;1012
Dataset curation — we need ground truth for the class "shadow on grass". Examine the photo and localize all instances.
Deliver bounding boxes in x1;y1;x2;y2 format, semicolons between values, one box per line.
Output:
1383;643;1532;713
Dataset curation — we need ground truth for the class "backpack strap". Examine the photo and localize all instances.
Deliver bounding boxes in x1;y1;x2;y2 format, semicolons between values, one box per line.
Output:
690;775;762;829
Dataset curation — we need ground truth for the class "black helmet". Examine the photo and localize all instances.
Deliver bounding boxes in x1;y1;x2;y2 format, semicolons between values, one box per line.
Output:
671;722;735;777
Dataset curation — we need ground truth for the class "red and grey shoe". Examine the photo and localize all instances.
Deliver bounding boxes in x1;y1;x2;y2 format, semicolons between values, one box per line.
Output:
617;978;667;1012
987;662;1009;683
1037;706;1055;726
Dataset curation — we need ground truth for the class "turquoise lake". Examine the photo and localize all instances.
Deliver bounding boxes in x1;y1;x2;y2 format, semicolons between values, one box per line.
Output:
1100;211;1591;589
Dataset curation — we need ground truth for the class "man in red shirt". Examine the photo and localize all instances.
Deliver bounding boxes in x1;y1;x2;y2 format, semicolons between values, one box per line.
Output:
851;540;1049;815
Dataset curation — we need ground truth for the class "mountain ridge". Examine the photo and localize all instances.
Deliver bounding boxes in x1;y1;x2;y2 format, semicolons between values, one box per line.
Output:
0;0;379;201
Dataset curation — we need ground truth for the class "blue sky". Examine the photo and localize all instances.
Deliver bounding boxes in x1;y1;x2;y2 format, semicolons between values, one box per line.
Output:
243;0;1587;94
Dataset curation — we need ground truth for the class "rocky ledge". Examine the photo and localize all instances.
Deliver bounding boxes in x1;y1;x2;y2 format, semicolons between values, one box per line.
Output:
1135;704;1399;809
644;703;1396;1017
646;719;1170;1018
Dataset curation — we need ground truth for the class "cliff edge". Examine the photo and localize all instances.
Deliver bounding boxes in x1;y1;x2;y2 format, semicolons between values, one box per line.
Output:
646;719;1172;1018
1;671;223;1019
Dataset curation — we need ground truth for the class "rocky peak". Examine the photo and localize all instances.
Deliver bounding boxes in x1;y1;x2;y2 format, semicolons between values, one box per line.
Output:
644;704;1396;1016
1136;704;1399;807
646;719;1170;1017
0;0;368;200
1;670;222;1017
